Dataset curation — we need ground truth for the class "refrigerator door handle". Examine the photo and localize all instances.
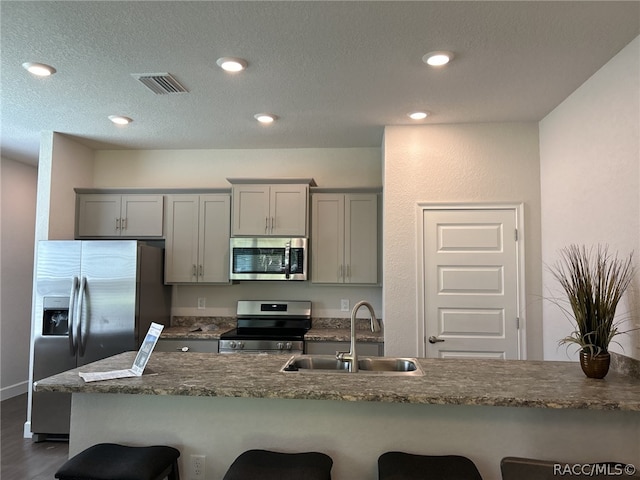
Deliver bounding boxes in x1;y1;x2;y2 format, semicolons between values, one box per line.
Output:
77;276;87;357
69;276;80;355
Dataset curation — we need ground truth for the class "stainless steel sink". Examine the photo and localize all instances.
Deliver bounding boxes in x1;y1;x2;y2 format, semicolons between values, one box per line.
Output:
280;355;424;376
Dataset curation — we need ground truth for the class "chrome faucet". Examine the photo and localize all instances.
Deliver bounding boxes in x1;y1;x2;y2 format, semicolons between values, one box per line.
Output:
336;300;381;372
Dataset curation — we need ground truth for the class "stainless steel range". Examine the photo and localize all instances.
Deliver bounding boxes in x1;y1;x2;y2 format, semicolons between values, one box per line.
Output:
219;300;311;354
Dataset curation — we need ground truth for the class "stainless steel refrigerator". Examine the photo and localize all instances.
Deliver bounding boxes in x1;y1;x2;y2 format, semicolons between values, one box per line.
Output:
28;240;171;441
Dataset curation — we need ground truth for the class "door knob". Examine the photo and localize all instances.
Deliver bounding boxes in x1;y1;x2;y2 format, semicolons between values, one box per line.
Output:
428;336;445;344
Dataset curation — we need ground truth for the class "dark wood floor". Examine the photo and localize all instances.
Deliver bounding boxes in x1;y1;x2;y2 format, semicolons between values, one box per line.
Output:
1;394;69;480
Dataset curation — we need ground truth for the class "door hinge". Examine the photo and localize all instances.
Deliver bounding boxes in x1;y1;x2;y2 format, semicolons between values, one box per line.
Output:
516;317;520;329
514;229;519;241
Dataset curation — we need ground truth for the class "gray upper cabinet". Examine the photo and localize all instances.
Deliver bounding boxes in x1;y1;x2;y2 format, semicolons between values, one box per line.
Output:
164;194;231;284
76;194;164;238
230;182;310;236
311;193;378;284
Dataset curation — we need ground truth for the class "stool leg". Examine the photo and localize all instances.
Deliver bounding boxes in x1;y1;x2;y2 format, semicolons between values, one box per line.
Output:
168;460;180;480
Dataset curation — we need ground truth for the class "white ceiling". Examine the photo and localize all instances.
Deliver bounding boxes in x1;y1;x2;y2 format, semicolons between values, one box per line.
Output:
1;1;639;165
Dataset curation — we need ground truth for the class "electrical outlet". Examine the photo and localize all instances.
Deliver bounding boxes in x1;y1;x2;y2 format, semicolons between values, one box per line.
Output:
340;299;349;312
197;297;206;310
191;454;206;479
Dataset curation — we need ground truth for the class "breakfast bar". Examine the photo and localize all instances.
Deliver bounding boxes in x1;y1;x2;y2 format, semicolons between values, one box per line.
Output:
35;352;640;479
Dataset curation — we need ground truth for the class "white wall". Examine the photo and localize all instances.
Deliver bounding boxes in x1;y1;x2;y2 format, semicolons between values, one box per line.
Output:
36;132;95;241
540;36;640;361
382;123;543;359
1;157;37;399
92;148;382;189
93;147;383;318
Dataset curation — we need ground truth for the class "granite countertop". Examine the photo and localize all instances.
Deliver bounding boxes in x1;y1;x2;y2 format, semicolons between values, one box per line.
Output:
35;352;640;411
162;317;384;343
161;326;383;342
304;328;383;342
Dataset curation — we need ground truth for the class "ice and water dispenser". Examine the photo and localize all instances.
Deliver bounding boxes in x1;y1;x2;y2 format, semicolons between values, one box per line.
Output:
42;297;70;336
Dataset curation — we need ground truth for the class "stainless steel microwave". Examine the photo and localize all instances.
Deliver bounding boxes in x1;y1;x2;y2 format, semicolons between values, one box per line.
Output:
230;237;308;281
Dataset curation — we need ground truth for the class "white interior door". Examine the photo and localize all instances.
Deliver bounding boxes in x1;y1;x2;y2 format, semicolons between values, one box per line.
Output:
421;206;523;359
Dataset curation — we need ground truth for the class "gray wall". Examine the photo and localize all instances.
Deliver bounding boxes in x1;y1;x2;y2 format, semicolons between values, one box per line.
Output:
1;157;37;399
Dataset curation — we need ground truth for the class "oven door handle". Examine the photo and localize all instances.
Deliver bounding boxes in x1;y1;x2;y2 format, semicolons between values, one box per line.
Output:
284;241;291;279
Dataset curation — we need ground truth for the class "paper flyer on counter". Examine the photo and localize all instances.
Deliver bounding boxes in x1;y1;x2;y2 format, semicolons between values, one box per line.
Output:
79;322;164;382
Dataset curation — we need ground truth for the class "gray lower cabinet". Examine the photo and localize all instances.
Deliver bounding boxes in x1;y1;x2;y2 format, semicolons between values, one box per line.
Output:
155;339;219;353
305;341;383;356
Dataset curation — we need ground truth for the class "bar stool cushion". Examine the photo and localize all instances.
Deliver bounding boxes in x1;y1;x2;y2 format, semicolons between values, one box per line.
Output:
223;449;333;480
378;451;483;480
55;443;180;480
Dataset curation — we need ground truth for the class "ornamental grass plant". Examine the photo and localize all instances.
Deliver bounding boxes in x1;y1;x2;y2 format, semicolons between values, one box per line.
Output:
549;244;635;356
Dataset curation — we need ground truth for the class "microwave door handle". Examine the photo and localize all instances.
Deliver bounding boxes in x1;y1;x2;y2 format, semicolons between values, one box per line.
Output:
284;242;291;279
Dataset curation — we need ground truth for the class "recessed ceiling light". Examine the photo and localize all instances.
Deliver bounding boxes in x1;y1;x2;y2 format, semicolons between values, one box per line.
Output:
254;113;277;124
22;62;56;76
408;111;429;120
108;115;133;125
422;51;454;67
216;57;248;72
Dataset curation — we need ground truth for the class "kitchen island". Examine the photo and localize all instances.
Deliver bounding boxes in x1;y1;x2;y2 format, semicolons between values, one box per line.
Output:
36;352;639;479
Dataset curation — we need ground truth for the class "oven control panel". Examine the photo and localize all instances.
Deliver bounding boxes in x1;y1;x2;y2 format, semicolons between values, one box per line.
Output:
219;339;304;354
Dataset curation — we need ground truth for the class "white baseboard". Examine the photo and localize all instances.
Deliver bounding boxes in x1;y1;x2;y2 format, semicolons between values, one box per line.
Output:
1;381;28;401
24;421;33;439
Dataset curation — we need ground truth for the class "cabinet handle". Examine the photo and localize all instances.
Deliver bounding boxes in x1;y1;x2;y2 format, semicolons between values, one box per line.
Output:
339;265;343;279
121;217;127;230
192;264;197;277
115;218;120;230
271;216;275;232
265;217;269;234
346;265;351;278
199;265;203;277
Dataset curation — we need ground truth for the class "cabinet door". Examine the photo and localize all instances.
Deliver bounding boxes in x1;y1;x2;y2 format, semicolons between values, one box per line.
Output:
199;194;231;283
232;185;271;236
311;194;345;283
164;195;200;283
344;194;378;284
77;194;121;237
120;195;164;237
270;184;308;236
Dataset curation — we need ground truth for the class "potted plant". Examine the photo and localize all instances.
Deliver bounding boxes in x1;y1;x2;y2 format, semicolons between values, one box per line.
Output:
549;244;635;378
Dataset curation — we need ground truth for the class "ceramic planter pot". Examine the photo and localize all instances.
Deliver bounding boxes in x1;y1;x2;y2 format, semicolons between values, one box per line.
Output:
579;351;610;379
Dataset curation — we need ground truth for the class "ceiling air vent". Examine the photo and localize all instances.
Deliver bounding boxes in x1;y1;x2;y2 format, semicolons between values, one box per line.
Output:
132;73;188;95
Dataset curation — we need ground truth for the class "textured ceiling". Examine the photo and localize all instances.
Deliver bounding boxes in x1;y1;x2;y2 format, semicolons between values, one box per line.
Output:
1;1;639;165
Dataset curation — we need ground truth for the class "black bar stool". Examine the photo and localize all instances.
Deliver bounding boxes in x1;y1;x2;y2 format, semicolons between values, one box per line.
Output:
55;443;180;480
378;451;483;480
223;449;333;480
